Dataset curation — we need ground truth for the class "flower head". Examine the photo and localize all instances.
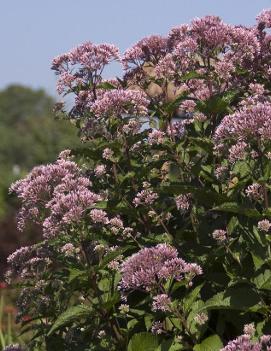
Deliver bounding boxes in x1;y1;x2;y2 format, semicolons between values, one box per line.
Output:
152;294;172;312
90;89;149;118
119;244;202;291
258;219;271;232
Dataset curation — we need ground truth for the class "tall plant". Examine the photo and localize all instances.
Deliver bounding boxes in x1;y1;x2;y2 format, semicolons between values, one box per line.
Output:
5;9;271;351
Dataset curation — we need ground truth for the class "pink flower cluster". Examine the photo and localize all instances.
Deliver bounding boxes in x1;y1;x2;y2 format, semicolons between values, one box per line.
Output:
10;151;101;237
122;119;141;135
89;209;109;224
175;194;191;212
257;9;271;29
152;294;172;312
228;142;247;164
90;89;149;118
258;219;271;232
214;102;271;146
154;14;262;91
52;42;120;94
133;188;159;207
122;35;168;70
148;130;166;145
212;229;227;243
7;243;53;280
245;183;264;202
119;244;202;291
221;334;271;351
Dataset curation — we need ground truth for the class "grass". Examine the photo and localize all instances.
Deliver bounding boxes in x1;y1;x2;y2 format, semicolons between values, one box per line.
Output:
0;284;24;350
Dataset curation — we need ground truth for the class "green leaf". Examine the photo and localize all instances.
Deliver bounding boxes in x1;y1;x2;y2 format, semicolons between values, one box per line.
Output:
48;305;91;336
179;71;205;81
155;339;175;351
193;335;223;351
253;270;271;290
251;253;265;270
213;202;261;218
128;332;159;351
67;268;87;283
183;284;204;313
197;90;237;115
162;184;227;206
199;286;261;313
227;216;239;235
99;246;130;269
168;163;181;182
94;200;108;209
189;137;213;153
97;81;116;90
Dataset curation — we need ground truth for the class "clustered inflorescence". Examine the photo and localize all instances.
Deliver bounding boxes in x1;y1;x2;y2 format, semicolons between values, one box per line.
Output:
5;8;271;351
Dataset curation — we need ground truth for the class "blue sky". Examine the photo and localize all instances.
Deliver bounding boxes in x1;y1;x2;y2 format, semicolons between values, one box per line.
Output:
1;0;271;96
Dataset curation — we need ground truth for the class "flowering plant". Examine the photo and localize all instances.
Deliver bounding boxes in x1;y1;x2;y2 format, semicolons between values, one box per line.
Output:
6;9;271;351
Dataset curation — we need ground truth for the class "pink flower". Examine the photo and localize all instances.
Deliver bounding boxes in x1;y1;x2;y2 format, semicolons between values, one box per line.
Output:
243;323;255;336
94;165;106;177
61;243;77;257
148;130;166;145
257;9;271;28
110;217;124;228
119;244;202;291
90;89;149;118
90;209;109;224
228;142;247;163
151;321;165;335
180;100;196;113
214;102;271;145
214;60;235;80
102;148;114;160
122;35;168;70
152;294;172;312
122;119;141;135
258;219;271;232
52;42;120;94
10;151;101;237
245;183;264;202
221;333;271;351
133;189;158;207
155;53;176;78
249;83;265;96
215;165;228;180
212;229;227;243
175;194;191;212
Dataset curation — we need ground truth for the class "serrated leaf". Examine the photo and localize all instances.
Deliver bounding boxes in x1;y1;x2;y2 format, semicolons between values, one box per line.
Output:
208;287;259;311
48;305;91;336
183;284;204;313
128;332;159;351
253;270;271;290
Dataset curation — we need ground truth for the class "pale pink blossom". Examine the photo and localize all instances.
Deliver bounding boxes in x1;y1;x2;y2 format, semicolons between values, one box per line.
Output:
119;244;202;291
258;219;271;232
90;209;109;224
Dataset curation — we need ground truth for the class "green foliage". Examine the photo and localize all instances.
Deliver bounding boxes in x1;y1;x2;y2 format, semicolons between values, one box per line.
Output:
193;335;223;351
6;13;271;351
128;333;159;351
